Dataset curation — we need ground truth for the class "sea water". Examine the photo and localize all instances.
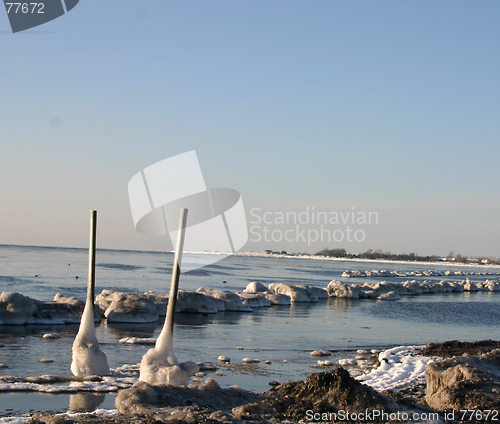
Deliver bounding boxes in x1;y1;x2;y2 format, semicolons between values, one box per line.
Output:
1;245;500;416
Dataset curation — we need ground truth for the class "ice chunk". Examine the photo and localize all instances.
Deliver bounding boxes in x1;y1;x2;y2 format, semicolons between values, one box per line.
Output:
218;356;230;363
242;358;260;363
377;290;400;301
70;296;110;377
463;280;479;291
0;292;34;325
243;282;268;293
485;280;500;291
97;291;159;323
264;292;291;305
143;291;168;315
42;333;61;339
238;292;271;308
326;280;360;299
196;288;253;312
140;331;198;385
176;290;219;313
119;337;156;345
268;283;311;302
310;350;331;357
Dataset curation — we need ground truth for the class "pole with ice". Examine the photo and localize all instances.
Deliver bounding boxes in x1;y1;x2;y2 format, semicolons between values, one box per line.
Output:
139;208;199;385
70;210;110;376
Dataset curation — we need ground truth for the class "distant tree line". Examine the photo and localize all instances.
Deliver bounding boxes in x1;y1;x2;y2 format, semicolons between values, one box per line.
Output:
313;248;499;264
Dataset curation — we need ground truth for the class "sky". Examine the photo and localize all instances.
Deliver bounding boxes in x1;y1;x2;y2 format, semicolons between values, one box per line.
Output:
1;1;500;257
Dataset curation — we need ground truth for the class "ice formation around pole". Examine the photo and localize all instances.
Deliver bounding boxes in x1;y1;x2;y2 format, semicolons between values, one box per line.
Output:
70;297;110;377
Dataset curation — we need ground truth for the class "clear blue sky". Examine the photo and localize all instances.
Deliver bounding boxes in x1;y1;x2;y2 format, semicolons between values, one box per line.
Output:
1;1;499;257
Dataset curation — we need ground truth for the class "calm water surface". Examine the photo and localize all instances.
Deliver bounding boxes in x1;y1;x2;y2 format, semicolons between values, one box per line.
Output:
1;245;500;416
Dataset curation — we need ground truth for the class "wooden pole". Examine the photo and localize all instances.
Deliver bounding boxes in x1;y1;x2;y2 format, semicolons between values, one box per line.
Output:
164;208;188;335
87;210;97;306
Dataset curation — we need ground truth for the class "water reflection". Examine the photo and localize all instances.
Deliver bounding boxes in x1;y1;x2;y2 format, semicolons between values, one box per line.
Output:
69;393;106;412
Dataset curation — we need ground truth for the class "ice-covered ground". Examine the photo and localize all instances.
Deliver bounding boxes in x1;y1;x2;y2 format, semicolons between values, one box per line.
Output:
357;345;434;392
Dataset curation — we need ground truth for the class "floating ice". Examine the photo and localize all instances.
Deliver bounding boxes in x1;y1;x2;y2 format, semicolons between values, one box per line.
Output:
119;337;156;345
42;333;61;339
70;295;110;377
318;360;333;366
242;358;260;363
218;356;230;362
310;350;331;357
338;358;357;366
197;362;218;371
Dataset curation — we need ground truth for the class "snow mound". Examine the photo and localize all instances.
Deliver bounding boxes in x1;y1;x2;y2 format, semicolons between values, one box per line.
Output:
356;345;433;392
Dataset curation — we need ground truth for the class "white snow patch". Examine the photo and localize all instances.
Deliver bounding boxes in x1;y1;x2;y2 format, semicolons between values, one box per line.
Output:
356;345;433;392
0;418;31;424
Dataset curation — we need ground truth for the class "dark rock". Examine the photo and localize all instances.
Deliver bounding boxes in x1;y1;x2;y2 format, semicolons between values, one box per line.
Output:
426;348;500;411
264;366;398;421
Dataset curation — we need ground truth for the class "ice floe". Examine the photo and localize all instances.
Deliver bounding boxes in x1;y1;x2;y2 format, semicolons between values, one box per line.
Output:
310;350;331;357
